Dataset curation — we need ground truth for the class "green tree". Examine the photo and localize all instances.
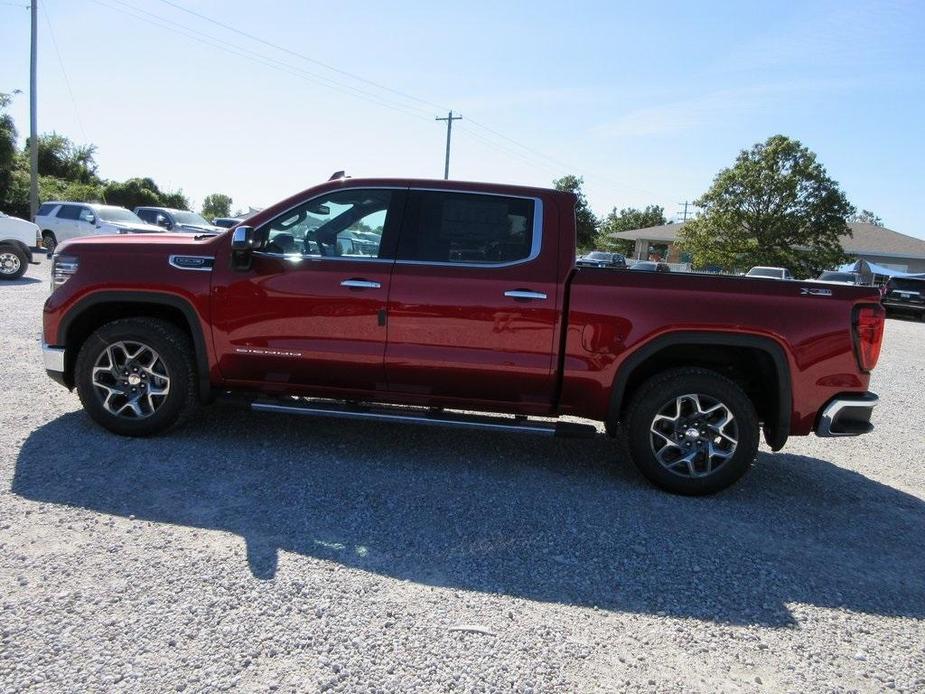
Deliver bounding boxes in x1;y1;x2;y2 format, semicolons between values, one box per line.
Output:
103;177;189;211
678;135;853;276
25;132;99;183
553;174;598;250
201;193;232;220
599;205;666;254
849;209;883;226
0;92;20;213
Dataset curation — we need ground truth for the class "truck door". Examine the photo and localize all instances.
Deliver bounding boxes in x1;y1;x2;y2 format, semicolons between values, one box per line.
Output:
211;188;405;394
384;189;559;411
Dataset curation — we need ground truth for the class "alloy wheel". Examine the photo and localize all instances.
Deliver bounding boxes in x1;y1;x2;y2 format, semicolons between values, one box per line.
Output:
649;393;738;478
0;252;21;275
91;341;171;419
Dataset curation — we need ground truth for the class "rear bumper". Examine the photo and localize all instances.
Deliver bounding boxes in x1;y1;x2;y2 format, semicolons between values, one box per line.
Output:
883;300;924;312
816;392;878;437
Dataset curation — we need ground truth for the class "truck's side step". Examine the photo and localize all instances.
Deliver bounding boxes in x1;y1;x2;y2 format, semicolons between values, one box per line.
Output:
250;398;598;439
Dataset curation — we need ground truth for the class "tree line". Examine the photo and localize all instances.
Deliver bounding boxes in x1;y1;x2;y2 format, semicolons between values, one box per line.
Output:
0;92;234;220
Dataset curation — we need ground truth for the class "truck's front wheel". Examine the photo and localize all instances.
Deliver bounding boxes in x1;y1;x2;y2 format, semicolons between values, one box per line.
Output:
75;318;197;436
623;367;759;495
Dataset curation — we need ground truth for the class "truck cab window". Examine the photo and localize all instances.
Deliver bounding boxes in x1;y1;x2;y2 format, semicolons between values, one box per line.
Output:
399;191;535;265
259;189;392;259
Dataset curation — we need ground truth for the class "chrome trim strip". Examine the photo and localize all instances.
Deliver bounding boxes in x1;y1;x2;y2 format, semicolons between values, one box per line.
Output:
251;401;558;436
816;393;879;437
252;252;393;263
168;255;214;271
42;341;65;372
504;290;547;300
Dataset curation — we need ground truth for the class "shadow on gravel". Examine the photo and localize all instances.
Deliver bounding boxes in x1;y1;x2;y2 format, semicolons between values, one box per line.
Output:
2;275;42;286
12;406;925;626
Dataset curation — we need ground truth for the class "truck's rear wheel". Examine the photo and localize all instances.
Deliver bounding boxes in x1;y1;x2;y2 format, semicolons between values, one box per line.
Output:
75;318;197;436
0;245;28;280
623;368;759;495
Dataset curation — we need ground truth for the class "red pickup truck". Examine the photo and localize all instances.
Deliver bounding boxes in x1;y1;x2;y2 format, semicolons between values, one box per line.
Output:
42;177;885;494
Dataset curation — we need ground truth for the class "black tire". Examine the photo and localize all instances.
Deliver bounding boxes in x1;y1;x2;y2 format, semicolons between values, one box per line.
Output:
42;231;57;253
0;244;28;280
622;367;759;495
75;318;198;436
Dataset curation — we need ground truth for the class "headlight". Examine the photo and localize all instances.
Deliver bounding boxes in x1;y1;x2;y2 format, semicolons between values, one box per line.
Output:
51;254;79;292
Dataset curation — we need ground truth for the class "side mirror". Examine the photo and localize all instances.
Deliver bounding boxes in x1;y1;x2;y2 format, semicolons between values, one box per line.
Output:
87;214;96;225
231;226;266;250
230;226;267;270
156;215;171;229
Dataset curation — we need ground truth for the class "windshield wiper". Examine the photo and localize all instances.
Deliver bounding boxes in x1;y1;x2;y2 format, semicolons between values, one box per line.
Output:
193;232;219;240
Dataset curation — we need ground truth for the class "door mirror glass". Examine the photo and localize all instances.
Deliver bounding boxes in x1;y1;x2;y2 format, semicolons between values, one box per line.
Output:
231;226;266;251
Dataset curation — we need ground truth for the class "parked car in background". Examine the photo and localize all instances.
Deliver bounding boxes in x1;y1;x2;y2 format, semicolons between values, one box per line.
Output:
746;266;793;280
630;261;671;272
815;271;864;285
134;207;223;235
35;202;164;253
0;211;41;280
882;277;925;319
212;217;244;229
576;251;627;269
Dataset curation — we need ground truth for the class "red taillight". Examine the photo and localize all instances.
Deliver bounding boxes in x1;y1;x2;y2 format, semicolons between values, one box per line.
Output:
853;305;885;372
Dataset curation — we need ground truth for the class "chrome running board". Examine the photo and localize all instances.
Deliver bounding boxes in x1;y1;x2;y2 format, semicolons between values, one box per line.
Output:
251;399;598;439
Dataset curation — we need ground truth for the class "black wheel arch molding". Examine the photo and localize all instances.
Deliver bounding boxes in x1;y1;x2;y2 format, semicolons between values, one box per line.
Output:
54;290;213;402
606;331;793;451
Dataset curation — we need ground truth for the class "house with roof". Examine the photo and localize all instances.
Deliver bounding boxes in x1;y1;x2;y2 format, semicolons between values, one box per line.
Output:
609;221;925;274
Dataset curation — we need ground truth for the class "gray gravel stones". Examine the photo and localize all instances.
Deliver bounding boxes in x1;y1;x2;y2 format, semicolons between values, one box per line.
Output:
1;260;924;692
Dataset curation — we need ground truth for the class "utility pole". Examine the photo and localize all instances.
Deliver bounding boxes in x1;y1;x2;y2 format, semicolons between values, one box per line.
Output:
435;110;462;180
29;0;38;221
677;200;693;222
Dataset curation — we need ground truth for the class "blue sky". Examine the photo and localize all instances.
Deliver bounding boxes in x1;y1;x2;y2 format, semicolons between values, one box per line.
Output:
1;0;923;236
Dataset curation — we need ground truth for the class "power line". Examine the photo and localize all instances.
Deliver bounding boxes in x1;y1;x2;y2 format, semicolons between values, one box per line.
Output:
153;0;448;114
91;0;436;123
96;0;665;200
41;0;87;142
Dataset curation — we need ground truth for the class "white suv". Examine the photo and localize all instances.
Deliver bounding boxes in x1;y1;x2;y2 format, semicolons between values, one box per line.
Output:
0;211;41;280
35;202;164;253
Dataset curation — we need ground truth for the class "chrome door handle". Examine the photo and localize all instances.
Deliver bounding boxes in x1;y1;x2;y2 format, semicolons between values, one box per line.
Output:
504;290;547;300
340;279;381;289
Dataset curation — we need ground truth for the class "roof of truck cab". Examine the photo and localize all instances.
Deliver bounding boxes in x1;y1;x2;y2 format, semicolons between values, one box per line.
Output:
304;177;570;198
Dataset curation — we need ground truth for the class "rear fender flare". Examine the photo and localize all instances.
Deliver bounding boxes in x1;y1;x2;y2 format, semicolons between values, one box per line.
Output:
606;331;792;450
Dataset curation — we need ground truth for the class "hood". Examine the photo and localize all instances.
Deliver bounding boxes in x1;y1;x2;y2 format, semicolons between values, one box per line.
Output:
106;221;166;233
176;223;223;234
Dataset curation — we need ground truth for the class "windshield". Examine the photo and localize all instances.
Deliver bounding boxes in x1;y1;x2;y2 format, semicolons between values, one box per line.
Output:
587;252;610;260
632;262;655;270
747;268;783;278
172;210;211;226
818;272;856;282
94;206;144;223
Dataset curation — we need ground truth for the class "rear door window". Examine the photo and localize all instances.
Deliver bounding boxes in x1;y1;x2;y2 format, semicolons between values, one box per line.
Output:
398;191;537;265
56;205;81;220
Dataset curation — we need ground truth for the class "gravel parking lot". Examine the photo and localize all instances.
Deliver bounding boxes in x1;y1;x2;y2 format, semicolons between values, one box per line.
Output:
2;258;923;693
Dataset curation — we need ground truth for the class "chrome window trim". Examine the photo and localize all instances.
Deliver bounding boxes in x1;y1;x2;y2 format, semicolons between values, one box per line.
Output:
251;252;394;264
396;190;543;269
168;254;215;271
